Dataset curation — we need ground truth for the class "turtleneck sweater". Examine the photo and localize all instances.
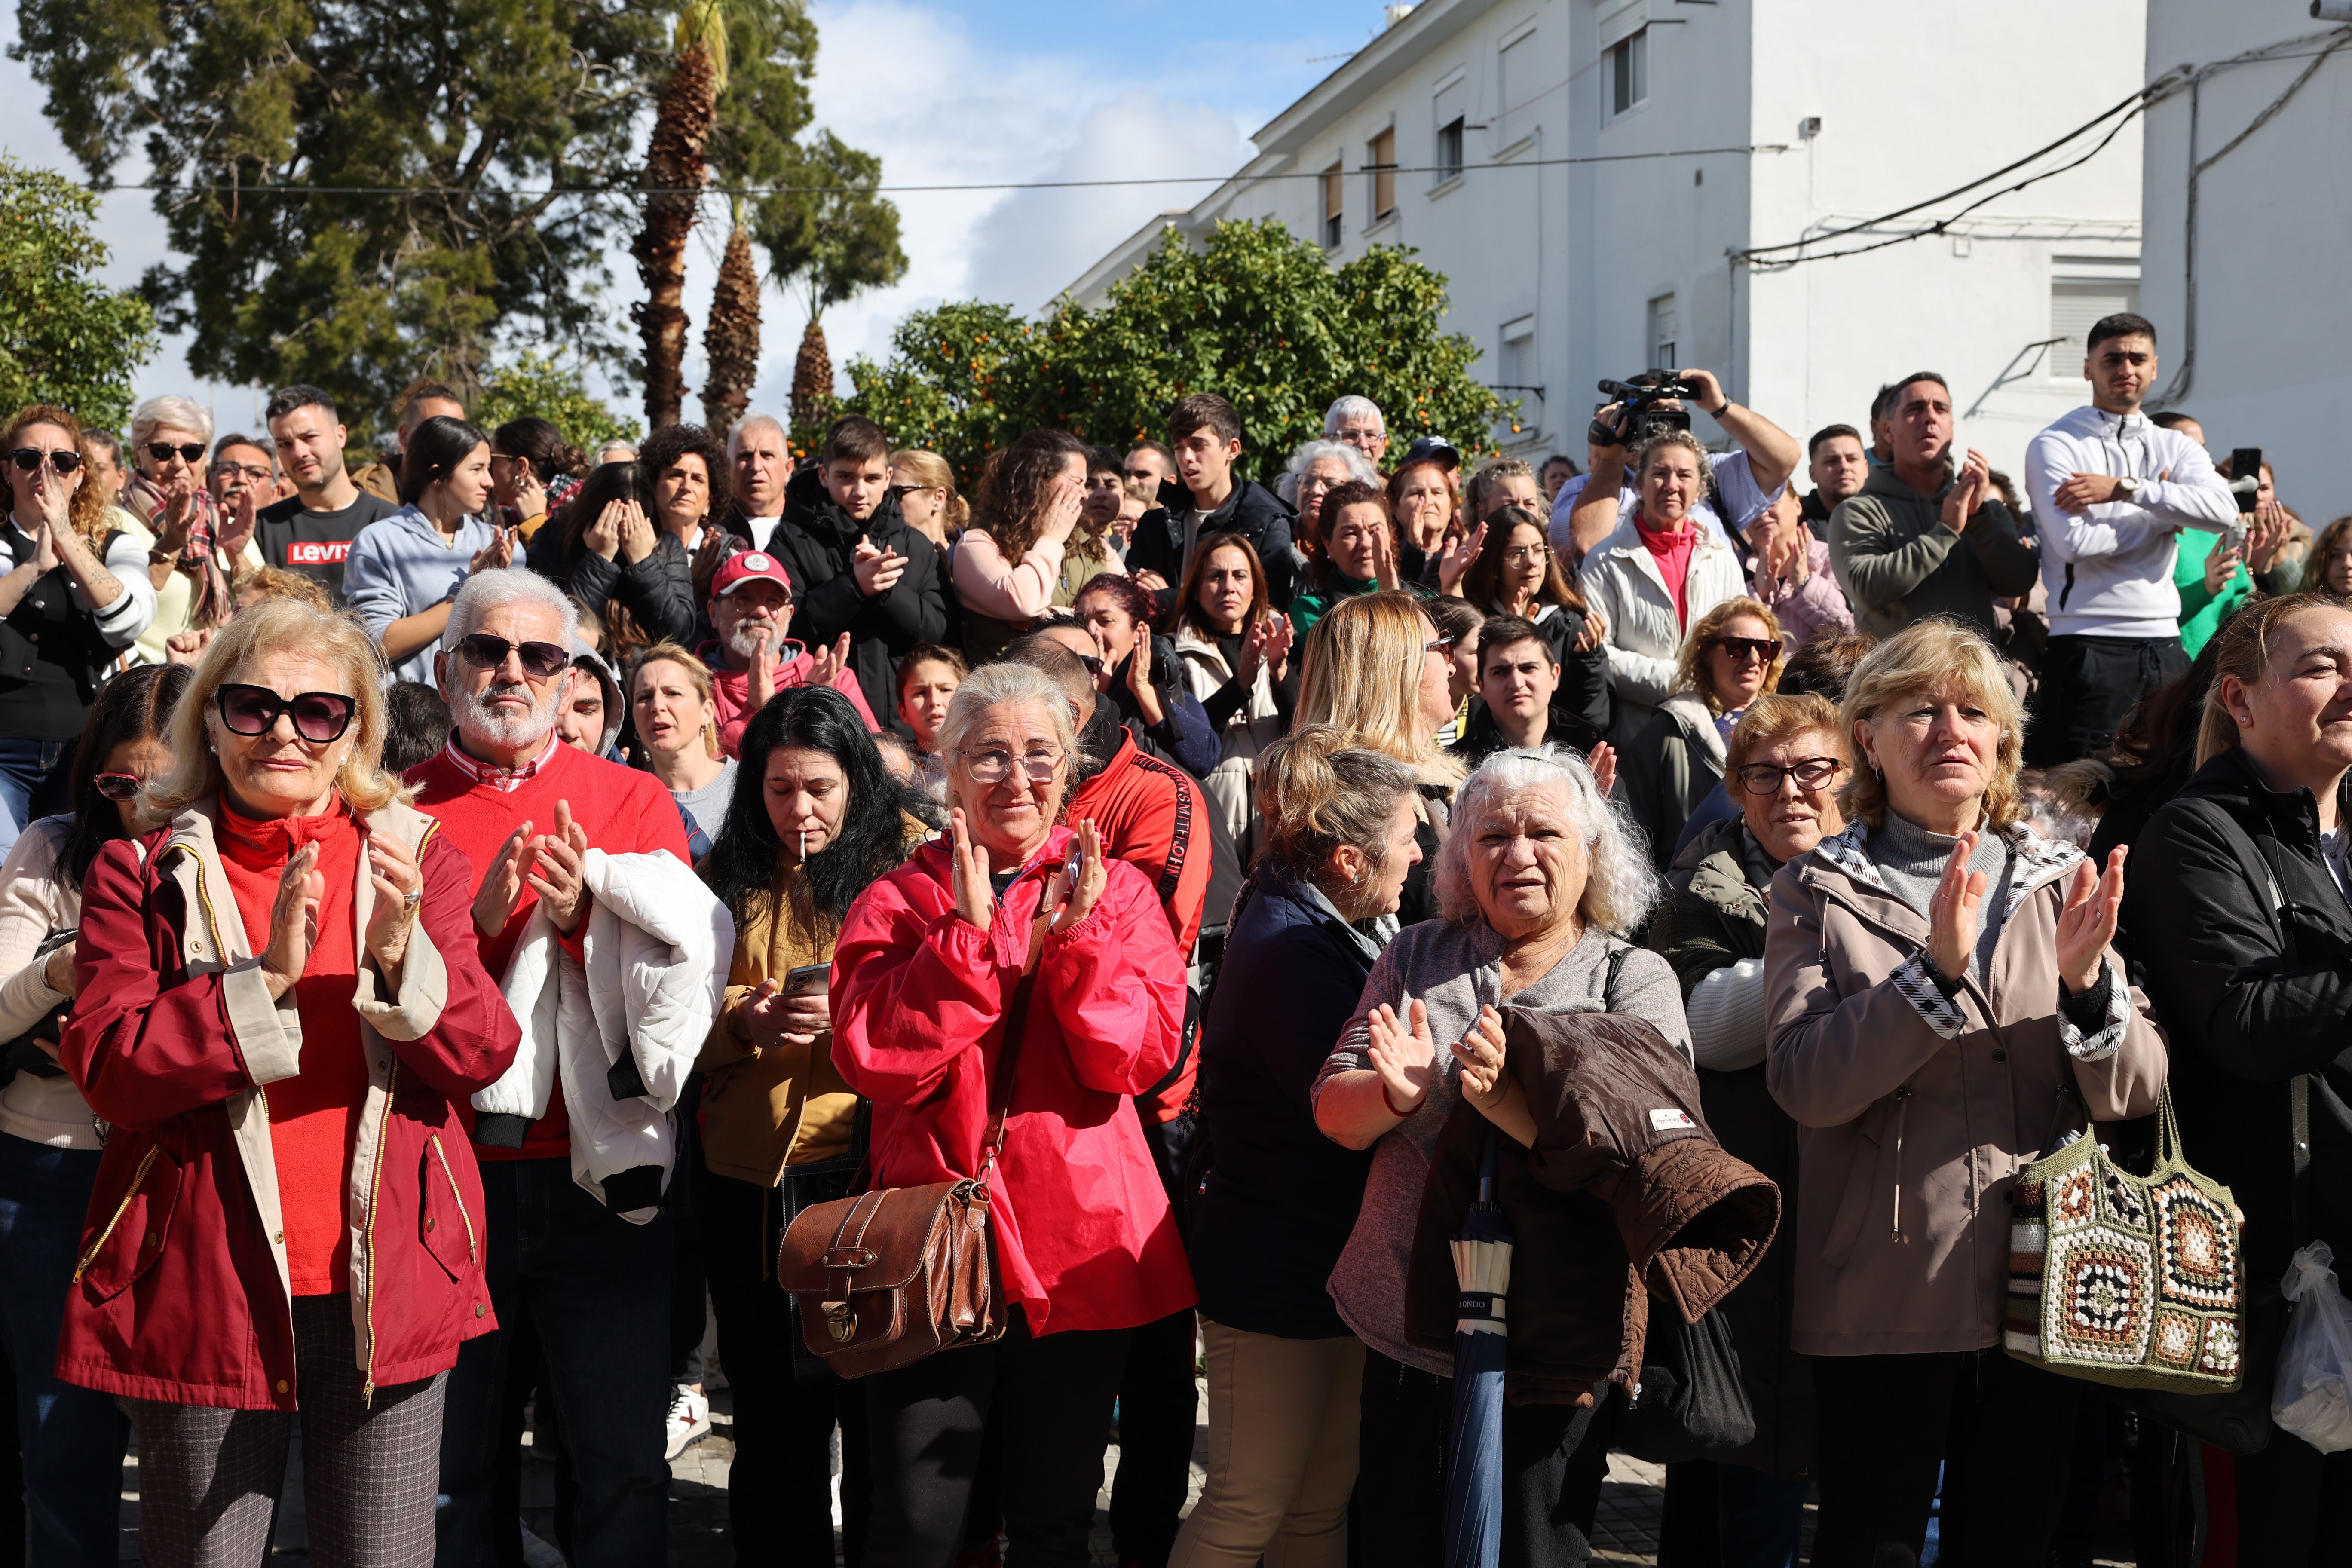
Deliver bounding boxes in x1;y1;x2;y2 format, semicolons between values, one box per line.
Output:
1866;808;2014;983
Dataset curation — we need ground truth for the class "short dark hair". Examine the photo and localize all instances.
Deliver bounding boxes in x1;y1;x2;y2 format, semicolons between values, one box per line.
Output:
212;433;268;462
1868;383;1897;423
1808;423;1863;459
266;385;337;424
1541;453;1579;475
400;379;461;414
2086;313;2157;354
1776;631;1877;702
635;421;724;493
1318;479;1389;532
1165;392;1242;448
1087;446;1124;480
2149;410;2200;432
1475;615;1552;671
1127;439;1176;469
819;416;889;466
1424;596;1485;649
1889;373;1951;409
397;415;490;505
382;681;451;775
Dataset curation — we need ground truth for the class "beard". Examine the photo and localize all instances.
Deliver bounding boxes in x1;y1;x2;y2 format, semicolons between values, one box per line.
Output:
455;677;559;753
725;620;772;662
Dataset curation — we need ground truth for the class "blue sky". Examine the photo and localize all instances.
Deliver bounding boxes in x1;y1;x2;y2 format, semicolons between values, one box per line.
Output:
0;0;1387;429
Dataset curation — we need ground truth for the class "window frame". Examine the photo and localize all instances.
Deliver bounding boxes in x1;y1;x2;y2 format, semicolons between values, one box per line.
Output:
1367;127;1397;221
1608;27;1649;120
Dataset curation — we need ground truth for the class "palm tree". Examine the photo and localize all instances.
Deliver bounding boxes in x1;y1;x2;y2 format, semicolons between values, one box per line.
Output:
701;199;762;435
631;4;724;429
760;132;907;452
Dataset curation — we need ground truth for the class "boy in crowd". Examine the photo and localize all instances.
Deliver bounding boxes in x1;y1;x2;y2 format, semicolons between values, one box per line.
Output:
1125;393;1298;609
258;384;399;601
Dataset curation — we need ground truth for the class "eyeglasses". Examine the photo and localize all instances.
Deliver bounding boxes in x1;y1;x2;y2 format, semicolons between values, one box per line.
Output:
1734;757;1844;796
92;772;144;802
455;634;572;679
145;442;206;465
1503;544;1550;564
215;462;274;483
1072;652;1105;678
1424;636;1455;656
1715;636;1778;663
216;684;357;744
958;745;1066;784
9;447;82;475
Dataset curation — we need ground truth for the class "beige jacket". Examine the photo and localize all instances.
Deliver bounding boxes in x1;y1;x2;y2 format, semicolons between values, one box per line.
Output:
1762;818;2167;1356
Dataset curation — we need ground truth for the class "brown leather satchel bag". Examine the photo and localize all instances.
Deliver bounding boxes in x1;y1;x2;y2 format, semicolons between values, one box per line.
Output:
775;947;1041;1379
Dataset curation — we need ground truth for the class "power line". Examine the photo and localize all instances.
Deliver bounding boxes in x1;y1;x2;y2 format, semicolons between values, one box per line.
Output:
99;143;1793;200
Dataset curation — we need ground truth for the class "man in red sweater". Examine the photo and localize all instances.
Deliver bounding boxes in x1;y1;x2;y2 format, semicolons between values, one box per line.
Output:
409;568;688;1568
695;548;874;754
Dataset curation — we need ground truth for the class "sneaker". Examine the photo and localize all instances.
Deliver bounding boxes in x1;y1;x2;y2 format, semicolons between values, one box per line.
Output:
664;1384;711;1461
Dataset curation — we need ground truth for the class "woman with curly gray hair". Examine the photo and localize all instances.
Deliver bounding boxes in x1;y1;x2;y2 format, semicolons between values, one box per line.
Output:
1311;744;1687;1565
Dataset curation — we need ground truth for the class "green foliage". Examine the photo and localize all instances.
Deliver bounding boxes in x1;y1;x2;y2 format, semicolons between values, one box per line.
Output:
841;219;1501;488
473;352;642;454
758;130;907;319
0;154;158;432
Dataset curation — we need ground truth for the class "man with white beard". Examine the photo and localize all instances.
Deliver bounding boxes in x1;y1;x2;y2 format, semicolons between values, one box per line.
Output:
406;567;692;1568
694;548;874;755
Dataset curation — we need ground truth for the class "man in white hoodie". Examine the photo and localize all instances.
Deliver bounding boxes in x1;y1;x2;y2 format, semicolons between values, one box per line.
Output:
2024;313;2239;766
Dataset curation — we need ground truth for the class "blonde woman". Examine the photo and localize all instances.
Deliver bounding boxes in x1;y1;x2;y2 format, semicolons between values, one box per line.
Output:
58;597;518;1566
122;393;261;668
631;641;735;844
1619;597;1786;867
887;448;968;551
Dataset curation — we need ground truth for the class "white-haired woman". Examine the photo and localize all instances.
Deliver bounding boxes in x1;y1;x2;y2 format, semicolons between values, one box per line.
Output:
1279;439;1378;561
57;597;519;1567
1763;618;2166;1568
122;394;261;668
1313;747;1686;1565
830;659;1196;1566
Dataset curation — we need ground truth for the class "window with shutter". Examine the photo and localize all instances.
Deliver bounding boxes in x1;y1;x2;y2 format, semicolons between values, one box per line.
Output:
1369;128;1396;219
1323;162;1344;248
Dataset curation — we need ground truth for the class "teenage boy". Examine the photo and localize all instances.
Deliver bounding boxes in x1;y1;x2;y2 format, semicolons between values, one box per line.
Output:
750;416;946;725
1125;393;1298;610
258;385;398;600
2024;312;2238;766
1447;616;1604;765
1083;447;1130;553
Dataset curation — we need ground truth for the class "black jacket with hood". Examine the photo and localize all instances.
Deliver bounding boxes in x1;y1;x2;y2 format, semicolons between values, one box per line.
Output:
1128;477;1299;612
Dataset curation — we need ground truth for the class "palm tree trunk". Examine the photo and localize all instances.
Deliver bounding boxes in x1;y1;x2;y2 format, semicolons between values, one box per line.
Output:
631;42;717;429
790;316;833;449
700;221;761;435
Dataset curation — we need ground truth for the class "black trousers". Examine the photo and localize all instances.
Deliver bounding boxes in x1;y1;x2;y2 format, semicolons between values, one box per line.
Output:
1809;1347;2079;1568
2027;633;2188;767
1351;1348;1614;1568
1107;1306;1198;1567
701;1169;870;1568
2230;1430;2352;1564
861;1312;1132;1568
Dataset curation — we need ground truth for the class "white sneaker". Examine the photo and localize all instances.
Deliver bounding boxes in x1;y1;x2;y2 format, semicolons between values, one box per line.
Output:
664;1384;711;1461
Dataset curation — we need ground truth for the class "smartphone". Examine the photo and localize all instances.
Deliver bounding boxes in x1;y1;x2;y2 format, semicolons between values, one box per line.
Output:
784;963;830;996
2230;447;2263;515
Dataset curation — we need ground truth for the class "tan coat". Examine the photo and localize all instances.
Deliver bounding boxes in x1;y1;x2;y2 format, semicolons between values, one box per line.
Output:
1762;819;2167;1357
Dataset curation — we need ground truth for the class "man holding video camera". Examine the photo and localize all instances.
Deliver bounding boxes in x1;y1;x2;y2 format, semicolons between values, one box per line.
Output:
2024;313;2238;766
1553;368;1801;566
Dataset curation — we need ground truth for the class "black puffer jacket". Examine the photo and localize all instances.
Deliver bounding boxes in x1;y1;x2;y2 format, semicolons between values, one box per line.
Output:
743;466;949;724
1128;478;1299;611
523;520;697;645
2122;748;2352;1280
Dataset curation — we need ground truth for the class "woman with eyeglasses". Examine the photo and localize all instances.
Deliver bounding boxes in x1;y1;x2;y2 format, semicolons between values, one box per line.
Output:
56;597;518;1567
1645;692;1847;1568
122;395;262;670
0;662;188;1560
345;415;512;684
1620;597;1786;869
832;658;1194;1566
0;404;160;853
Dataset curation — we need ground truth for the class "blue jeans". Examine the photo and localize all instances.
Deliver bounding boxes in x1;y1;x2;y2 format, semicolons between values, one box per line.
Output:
1715;1463;1813;1568
0;740;70;859
0;1134;129;1566
434;1156;674;1568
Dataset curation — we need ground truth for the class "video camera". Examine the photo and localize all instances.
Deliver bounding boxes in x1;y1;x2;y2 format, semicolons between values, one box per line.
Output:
1590;376;1704;449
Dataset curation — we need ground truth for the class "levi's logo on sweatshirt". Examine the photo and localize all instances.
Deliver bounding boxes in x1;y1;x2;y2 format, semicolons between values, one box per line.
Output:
286;541;350;565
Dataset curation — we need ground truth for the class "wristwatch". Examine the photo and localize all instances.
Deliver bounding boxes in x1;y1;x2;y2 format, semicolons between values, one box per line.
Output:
2115;476;2142;501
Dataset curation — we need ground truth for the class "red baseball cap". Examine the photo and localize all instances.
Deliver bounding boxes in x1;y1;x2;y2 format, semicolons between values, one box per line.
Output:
710;550;793;598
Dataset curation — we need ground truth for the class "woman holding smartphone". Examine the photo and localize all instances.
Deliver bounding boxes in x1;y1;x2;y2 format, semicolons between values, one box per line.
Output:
692;686;932;1567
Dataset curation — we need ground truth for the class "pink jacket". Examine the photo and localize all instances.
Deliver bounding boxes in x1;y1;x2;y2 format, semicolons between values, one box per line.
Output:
1751;532;1854;648
699;638;878;755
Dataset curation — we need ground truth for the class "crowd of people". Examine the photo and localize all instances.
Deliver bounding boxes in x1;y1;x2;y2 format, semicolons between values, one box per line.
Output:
0;305;2342;1568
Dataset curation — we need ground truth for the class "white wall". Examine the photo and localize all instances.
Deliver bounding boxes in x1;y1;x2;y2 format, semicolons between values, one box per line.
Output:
2141;2;2352;519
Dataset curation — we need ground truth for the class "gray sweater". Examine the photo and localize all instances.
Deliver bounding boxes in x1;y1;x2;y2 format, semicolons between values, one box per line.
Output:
1311;918;1689;1375
1868;811;2016;984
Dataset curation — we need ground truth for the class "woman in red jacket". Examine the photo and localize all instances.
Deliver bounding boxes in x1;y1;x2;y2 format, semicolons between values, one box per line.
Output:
831;657;1195;1568
59;597;519;1568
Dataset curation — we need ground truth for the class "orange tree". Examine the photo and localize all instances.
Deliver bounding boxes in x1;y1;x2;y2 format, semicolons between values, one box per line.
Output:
842;218;1501;487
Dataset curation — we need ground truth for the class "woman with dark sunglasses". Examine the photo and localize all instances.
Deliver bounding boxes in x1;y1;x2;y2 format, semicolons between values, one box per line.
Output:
124;395;263;669
0;403;159;854
1619;596;1787;868
56;596;518;1568
0;661;188;1561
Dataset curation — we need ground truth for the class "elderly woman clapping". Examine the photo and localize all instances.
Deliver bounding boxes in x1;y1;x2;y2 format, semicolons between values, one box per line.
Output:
1762;618;2167;1568
1312;747;1686;1566
56;598;519;1565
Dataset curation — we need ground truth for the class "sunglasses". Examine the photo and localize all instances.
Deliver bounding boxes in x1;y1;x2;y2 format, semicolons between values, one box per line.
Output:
216;683;357;743
93;772;144;802
1715;636;1778;663
1073;652;1105;678
9;447;82;475
146;442;207;465
886;484;934;499
455;634;571;679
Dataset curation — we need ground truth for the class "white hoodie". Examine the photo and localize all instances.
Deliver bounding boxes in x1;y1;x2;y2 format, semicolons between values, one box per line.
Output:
2026;405;2239;639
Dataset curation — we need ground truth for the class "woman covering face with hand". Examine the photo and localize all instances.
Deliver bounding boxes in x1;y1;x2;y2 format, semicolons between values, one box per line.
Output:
522;455;698;653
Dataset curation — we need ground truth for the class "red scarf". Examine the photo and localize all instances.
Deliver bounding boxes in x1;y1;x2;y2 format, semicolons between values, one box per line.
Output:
1635;513;1698;628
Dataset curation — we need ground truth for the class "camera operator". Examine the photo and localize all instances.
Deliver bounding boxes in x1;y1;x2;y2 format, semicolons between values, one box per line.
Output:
1554;368;1800;567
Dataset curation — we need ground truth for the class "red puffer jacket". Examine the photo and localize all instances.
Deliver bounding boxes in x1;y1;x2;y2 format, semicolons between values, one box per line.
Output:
57;798;519;1409
830;824;1197;1337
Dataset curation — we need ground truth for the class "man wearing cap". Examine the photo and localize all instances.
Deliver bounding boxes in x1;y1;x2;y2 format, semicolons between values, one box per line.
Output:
698;549;875;754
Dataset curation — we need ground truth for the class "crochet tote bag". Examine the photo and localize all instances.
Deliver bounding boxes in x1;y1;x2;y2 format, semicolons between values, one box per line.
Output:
2005;1087;2247;1394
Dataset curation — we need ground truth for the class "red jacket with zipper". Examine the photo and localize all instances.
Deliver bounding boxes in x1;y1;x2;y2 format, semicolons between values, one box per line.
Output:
55;799;519;1409
829;825;1197;1336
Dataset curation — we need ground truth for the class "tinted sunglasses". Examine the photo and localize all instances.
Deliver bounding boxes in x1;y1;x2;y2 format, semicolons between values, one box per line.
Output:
146;442;207;465
1715;636;1778;663
9;447;81;475
455;634;571;679
216;684;357;743
92;772;144;802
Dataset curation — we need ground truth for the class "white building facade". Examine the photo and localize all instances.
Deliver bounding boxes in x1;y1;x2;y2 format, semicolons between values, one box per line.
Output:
2139;1;2352;514
1067;0;2150;487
